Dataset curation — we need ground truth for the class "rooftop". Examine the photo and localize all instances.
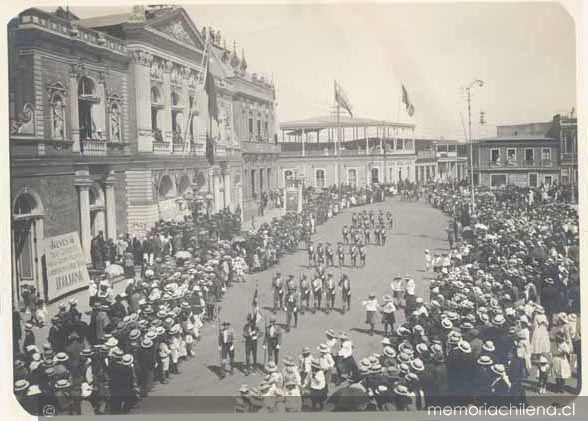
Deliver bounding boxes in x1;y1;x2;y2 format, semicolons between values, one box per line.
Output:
280;115;415;132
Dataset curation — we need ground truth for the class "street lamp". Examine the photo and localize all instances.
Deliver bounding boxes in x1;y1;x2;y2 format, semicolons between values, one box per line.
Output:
466;79;484;212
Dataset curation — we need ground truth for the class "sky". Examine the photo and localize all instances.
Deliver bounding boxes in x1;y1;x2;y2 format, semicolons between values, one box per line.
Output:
66;2;576;141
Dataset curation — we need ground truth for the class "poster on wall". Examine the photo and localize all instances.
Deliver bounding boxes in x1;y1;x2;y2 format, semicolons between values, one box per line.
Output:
43;232;90;302
285;187;299;212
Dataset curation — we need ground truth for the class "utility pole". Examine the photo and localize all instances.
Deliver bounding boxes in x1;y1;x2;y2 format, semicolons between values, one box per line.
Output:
466;79;484;213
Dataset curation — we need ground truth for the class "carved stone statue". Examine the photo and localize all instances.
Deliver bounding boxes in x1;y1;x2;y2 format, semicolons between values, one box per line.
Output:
110;104;121;141
128;5;146;23
51;96;65;139
10;103;35;135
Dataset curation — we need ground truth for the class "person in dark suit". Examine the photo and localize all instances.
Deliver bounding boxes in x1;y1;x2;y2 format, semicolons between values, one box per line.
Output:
540;278;561;327
264;318;282;365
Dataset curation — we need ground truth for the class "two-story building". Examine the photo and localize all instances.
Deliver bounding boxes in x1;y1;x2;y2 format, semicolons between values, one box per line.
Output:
414;138;468;183
473;136;560;188
278;115;416;188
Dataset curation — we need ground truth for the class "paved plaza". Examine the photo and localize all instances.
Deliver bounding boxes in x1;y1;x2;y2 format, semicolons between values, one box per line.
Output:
133;198;449;411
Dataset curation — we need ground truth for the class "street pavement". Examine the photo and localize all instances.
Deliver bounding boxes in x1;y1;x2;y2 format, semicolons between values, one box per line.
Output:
133;198;451;411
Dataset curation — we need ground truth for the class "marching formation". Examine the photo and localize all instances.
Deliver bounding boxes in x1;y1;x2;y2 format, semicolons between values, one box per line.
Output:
232;183;580;412
12;184;389;415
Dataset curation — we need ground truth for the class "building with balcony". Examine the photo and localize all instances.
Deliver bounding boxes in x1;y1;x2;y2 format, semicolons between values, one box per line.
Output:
9;7;132;303
488;112;577;188
414;138;468;183
473;136;560;188
207;31;279;219
8;5;279;304
278;115;416;188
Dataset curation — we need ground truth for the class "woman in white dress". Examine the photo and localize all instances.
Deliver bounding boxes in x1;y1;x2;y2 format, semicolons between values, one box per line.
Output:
550;332;572;393
530;307;551;355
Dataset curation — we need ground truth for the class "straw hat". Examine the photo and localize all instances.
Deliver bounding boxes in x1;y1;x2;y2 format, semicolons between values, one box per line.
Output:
491;364;506;376
265;361;277;373
14;380;29;393
54;378;72;389
477;355;493;366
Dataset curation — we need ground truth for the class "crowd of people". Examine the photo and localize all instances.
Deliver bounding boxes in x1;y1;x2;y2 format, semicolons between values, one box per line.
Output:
231;183;580;412
12;184;389;415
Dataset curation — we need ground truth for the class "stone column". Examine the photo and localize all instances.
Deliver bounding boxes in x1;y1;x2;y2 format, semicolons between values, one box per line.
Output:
223;171;232;210
75;170;92;264
104;171;118;240
96;80;107;138
162;61;173;144
133;50;154;152
69;67;80;152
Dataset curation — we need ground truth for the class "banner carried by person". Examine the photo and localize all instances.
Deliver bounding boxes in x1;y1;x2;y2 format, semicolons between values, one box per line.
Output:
43;232;90;301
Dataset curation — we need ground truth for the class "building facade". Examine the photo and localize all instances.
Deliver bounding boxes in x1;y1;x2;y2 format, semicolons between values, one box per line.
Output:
474;136;560;188
278;116;417;188
497;114;578;187
9;6;277;304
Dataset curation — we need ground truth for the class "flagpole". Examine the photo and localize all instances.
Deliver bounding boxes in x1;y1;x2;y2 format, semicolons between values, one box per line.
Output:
336;81;341;189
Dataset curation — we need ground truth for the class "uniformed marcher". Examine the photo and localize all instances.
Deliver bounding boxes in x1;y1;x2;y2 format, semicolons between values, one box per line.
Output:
299;276;311;314
272;273;284;313
339;274;351;312
381;295;397;335
325;243;334;267
218;321;236;378
243;314;261;375
312;275;323;311
284;287;299;332
264;318;282;365
337;242;345;267
325;273;337;312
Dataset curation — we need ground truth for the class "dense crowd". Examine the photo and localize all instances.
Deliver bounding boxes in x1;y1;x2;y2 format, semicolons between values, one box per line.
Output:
231;183;580;412
12;184;388;415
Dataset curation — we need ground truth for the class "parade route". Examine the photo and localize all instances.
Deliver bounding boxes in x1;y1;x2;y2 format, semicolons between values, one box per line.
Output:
133;197;450;412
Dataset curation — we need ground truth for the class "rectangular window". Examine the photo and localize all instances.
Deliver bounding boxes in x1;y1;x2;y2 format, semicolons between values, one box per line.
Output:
257;119;261;135
544;175;553;186
491;174;507;187
404;139;413;150
348;169;357;187
316;169;326;188
264;122;269;137
529;173;538;188
507;149;516;165
491;149;500;163
248;118;254;135
396;139;404;150
525;149;534;162
542;148;551;162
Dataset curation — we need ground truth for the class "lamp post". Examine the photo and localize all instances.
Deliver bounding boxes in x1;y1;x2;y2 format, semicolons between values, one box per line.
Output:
466;79;484;212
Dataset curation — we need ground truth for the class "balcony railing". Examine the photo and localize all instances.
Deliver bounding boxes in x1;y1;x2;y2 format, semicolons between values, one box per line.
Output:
483;159;553;169
561;153;577;162
80;139;107;156
153;142;171;154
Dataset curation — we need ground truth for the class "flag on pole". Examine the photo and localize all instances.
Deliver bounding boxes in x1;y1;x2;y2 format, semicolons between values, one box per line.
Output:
335;81;353;117
205;132;214;165
252;285;259;309
205;69;219;123
402;84;415;117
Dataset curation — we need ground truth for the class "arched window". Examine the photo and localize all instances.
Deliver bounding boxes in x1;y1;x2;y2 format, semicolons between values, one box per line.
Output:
13;190;44;284
151;87;163;140
171;91;183;142
177;174;191;196
316;169;326;188
78;76;98;140
347;168;357;187
158;175;175;199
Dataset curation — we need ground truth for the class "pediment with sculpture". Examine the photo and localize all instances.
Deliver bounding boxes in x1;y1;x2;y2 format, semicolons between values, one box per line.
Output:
149;10;205;51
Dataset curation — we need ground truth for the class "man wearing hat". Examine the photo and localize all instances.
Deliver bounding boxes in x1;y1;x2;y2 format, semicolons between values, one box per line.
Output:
54;378;74;415
271;273;284;313
264;318;282;365
305;359;327;411
243;314;261;375
218;321;236;378
362;294;379;335
298;347;313;385
380;295;396;336
284;285;299;332
540;277;561;328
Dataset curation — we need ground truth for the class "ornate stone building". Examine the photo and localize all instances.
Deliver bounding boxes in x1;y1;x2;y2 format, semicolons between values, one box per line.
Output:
207;31;279;219
9;7;132;303
9;6;278;303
